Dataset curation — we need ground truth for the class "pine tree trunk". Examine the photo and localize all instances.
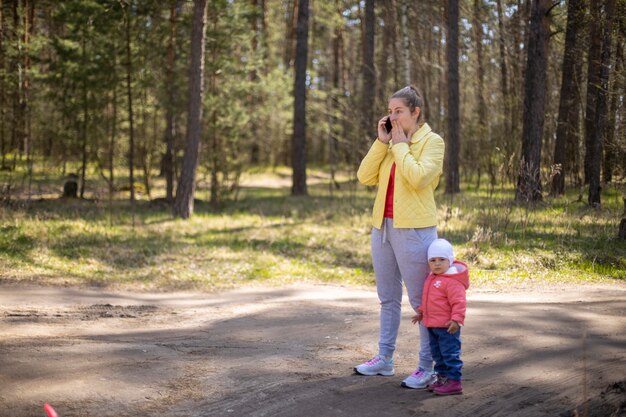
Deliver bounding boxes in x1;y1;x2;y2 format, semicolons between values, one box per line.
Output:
551;0;585;195
516;0;551;203
173;0;208;218
584;1;602;185
249;0;260;164
328;19;342;196
110;70;117;205
473;0;487;189
445;0;460;194
80;30;88;199
10;1;19;171
124;7;135;204
603;42;622;184
495;0;511;143
400;0;411;85
291;0;309;195
377;0;391;108
390;0;400;88
163;2;179;203
588;0;615;207
362;0;375;137
0;0;6;170
284;0;298;72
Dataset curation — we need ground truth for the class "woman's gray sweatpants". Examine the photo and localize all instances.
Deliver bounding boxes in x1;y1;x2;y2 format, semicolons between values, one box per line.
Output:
371;218;437;370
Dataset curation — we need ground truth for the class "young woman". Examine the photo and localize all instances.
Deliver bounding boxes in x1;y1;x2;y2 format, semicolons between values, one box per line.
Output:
354;86;445;390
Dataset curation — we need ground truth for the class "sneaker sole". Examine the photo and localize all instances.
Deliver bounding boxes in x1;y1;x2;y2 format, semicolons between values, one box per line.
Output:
400;382;429;390
353;367;395;376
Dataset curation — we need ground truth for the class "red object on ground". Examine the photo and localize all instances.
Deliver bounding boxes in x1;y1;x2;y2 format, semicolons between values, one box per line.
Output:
44;403;59;417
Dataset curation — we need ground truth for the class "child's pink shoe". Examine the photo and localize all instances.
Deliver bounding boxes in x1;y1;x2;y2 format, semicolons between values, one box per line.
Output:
433;379;462;395
427;375;446;392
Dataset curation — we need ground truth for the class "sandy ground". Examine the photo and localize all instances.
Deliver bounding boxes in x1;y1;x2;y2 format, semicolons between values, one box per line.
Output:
1;282;625;417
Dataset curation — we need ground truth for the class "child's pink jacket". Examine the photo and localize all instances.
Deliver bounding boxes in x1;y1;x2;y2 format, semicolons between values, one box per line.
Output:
418;260;470;327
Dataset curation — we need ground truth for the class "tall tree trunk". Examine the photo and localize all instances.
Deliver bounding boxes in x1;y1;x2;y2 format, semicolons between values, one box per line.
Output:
124;6;135;204
80;28;89;199
173;0;208;218
583;1;602;184
473;0;487;189
0;0;6;170
284;0;298;72
588;0;615;207
208;8;220;206
516;0;551;203
10;0;19;171
291;0;309;195
400;0;411;85
377;0;391;108
603;42;622;184
390;0;400;88
510;0;525;147
361;0;375;138
495;0;511;143
24;0;33;200
109;67;117;206
551;0;585;195
328;8;342;196
249;0;261;164
436;2;445;138
445;0;460;194
163;2;179;203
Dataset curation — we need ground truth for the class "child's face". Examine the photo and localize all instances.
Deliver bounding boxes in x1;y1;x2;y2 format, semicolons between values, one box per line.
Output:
429;257;450;275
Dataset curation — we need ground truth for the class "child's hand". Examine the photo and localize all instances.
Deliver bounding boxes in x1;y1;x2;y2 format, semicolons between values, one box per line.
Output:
446;320;460;334
411;312;423;325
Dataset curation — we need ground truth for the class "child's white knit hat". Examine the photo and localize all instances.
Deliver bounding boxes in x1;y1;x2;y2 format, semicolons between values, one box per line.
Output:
427;238;454;265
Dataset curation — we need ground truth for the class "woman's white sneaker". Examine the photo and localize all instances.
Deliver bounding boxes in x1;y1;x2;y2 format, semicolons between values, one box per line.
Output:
354;355;395;376
401;368;436;389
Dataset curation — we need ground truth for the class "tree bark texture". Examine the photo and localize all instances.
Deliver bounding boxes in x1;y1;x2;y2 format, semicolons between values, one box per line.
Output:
551;0;585;195
361;0;376;139
173;0;208;218
583;0;602;185
291;0;309;195
495;0;511;141
603;41;622;184
125;7;135;203
588;0;615;207
473;0;487;188
445;0;460;194
163;3;179;203
0;0;6;169
516;0;551;203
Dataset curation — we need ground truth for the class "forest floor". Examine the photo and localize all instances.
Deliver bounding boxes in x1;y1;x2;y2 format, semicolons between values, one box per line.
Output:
1;281;625;417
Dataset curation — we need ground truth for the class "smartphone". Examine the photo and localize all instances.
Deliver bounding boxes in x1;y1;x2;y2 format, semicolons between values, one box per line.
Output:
384;117;393;133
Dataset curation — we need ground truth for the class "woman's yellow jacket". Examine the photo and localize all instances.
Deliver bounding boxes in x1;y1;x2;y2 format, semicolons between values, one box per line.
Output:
357;123;445;229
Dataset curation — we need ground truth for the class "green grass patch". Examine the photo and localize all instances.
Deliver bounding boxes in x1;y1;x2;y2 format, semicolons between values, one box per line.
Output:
1;167;625;291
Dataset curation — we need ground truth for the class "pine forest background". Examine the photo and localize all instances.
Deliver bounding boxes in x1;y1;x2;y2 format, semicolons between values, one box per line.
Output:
0;0;625;210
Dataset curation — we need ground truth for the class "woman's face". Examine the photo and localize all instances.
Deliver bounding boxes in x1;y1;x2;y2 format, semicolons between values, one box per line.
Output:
387;98;419;134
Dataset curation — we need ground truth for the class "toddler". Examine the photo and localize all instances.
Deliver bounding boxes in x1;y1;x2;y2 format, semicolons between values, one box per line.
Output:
412;238;469;395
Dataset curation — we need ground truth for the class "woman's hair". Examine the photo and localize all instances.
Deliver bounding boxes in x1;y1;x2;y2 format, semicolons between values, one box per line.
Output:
390;85;425;123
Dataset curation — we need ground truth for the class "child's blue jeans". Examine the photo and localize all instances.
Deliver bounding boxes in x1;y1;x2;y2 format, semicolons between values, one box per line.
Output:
428;327;463;380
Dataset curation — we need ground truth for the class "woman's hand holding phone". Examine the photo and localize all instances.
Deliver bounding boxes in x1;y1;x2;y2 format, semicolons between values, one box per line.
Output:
377;116;392;144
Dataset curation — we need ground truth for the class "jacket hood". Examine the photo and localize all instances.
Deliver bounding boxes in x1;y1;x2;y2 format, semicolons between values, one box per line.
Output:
440;260;470;289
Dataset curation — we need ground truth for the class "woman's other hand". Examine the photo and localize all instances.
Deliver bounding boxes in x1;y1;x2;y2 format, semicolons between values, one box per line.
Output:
390;119;410;144
411;312;423;325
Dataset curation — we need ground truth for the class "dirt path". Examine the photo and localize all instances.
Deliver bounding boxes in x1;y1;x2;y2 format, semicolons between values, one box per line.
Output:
1;283;625;417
